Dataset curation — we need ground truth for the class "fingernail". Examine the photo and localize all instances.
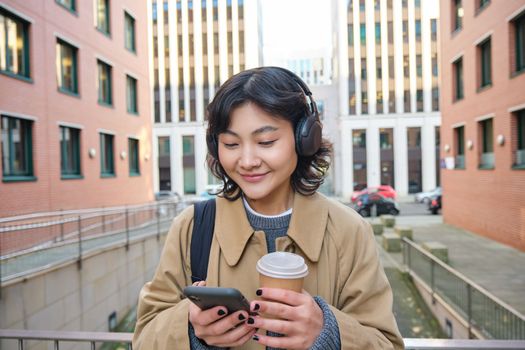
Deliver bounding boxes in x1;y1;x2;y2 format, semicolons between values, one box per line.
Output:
238;313;246;321
218;309;226;316
252;335;259;341
256;289;262;296
253;303;260;311
247;317;255;325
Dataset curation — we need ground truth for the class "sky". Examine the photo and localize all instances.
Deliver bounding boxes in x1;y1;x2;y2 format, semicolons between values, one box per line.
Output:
260;0;332;52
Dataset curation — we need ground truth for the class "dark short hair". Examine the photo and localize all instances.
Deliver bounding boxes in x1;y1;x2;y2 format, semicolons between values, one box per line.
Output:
206;66;332;201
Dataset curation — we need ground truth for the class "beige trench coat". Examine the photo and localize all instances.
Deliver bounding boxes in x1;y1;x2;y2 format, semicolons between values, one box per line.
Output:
133;192;404;349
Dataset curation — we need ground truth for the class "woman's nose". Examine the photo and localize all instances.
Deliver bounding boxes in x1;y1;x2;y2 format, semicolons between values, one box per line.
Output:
239;148;261;168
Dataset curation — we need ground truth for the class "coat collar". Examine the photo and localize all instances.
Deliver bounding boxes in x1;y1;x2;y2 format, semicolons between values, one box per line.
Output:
214;192;328;266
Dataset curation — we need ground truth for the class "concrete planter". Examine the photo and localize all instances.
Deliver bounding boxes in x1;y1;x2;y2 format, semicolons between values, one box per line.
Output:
422;241;449;263
380;215;396;228
382;232;401;252
395;226;413;240
371;222;384;235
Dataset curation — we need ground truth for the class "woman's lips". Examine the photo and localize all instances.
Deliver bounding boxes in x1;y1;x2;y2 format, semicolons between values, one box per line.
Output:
240;172;268;183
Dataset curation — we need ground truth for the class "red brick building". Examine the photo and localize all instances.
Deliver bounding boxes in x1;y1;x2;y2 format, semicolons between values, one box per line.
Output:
0;0;153;216
440;0;525;251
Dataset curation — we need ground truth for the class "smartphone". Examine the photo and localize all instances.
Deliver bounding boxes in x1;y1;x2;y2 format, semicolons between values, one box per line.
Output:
183;286;250;314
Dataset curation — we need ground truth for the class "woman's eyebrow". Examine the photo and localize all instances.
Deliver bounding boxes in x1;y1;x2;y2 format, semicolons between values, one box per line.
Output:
223;125;279;137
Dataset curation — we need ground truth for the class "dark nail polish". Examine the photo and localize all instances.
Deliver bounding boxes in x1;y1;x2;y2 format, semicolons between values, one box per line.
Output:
254;303;260;311
238;313;246;321
247;317;255;325
256;289;262;296
252;335;259;341
218;309;226;316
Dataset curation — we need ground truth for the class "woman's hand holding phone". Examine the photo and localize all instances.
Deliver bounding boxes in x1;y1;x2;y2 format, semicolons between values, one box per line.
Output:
246;287;324;350
187;281;257;347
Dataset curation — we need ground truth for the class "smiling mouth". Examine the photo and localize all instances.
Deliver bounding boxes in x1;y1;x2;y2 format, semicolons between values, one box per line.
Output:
240;172;269;183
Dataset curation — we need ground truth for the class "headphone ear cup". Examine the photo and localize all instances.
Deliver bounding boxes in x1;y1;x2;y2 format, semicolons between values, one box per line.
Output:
206;134;219;159
295;114;322;157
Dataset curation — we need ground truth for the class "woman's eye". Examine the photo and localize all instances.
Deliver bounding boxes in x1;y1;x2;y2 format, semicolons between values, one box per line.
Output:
259;140;276;146
223;143;238;149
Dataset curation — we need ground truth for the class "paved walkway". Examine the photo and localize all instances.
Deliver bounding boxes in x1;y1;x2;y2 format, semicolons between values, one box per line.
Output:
373;215;525;315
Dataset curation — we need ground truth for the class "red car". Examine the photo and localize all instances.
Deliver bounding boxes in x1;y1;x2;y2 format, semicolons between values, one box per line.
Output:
351;185;397;203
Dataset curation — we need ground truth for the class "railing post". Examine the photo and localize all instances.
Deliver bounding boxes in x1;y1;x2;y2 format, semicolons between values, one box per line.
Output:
156;203;161;241
102;207;106;234
407;241;412;271
60;210;64;241
77;216;82;269
430;258;435;303
467;283;472;338
125;208;130;251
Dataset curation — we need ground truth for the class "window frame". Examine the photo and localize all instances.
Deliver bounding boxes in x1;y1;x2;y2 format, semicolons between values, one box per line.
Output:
124;11;136;53
1;115;35;181
513;11;525;74
96;0;111;36
478;38;492;89
100;133;115;177
60;126;82;178
478;118;494;169
0;7;31;81
56;38;79;96
97;59;113;106
514;110;525;169
452;0;463;33
128;138;140;176
454;125;465;169
453;57;464;101
56;0;76;14
126;74;138;114
476;0;490;14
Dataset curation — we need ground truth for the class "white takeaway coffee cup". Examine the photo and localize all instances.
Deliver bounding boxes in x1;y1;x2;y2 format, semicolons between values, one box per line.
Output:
256;252;308;293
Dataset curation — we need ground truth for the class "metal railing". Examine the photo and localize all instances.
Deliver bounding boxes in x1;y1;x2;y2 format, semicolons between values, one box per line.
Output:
0;199;191;285
402;238;525;340
1;329;525;349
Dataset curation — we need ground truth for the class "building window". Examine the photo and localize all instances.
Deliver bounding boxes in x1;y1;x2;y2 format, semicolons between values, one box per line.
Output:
97;60;112;106
56;0;76;13
158;136;171;190
1;115;33;179
512;11;525;74
0;8;30;79
352;129;367;190
453;57;464;101
479;118;494;168
56;39;78;95
126;75;138;114
515;110;525;167
182;135;196;194
60;126;81;177
452;0;463;32
124;12;136;53
96;0;110;35
379;128;395;187
454;126;465;169
477;0;489;12
478;38;491;88
128;138;139;175
100;133;114;176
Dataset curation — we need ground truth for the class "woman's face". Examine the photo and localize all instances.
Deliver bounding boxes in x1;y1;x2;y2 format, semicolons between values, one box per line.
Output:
218;102;298;208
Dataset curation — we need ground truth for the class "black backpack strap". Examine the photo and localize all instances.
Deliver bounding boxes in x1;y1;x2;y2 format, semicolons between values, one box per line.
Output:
190;198;216;283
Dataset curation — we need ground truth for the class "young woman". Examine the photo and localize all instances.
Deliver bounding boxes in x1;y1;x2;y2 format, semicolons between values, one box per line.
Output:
133;67;403;349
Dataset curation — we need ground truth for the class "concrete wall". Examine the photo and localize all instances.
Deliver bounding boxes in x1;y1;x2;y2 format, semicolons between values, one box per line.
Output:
0;234;166;350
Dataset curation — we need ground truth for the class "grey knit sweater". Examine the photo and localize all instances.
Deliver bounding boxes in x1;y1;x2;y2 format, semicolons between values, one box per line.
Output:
188;199;341;349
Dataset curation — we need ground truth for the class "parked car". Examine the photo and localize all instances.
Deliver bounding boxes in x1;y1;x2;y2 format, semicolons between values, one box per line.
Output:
354;193;400;217
351;185;397;203
415;187;442;204
155;191;181;201
428;194;442;215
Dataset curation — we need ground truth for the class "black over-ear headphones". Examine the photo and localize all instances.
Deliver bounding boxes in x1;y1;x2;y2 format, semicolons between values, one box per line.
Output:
206;67;323;159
